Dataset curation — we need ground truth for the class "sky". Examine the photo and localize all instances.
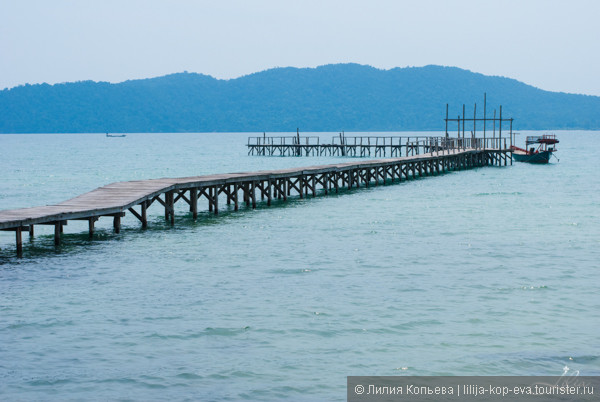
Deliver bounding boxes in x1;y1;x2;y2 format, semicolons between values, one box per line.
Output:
1;0;599;95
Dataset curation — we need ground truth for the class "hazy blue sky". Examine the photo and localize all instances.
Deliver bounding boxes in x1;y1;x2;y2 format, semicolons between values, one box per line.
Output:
1;0;599;95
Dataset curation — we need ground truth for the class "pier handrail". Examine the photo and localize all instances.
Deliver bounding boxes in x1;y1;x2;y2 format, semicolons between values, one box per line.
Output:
247;136;321;146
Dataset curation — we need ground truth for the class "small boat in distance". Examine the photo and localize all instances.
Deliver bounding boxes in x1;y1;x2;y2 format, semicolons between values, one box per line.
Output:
106;133;126;138
511;134;558;164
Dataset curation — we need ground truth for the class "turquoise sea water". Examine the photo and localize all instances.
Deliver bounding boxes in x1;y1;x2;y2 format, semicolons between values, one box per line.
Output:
1;131;599;401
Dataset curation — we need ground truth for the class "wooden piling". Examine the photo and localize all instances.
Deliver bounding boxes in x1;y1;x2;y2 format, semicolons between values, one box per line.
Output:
191;189;198;219
142;201;148;228
16;227;22;256
113;215;121;233
54;223;61;246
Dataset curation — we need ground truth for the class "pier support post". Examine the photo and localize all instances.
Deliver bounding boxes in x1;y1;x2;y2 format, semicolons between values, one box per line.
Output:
191;189;198;219
267;179;272;206
168;191;175;225
251;182;257;209
214;186;219;215
28;225;34;238
244;183;250;206
113;215;121;233
282;179;287;201
234;184;239;210
164;193;170;221
16;227;23;257
141;201;148;228
54;223;61;246
88;218;95;238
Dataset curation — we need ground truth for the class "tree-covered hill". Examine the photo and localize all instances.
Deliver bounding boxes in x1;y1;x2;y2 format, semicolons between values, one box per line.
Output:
1;64;599;133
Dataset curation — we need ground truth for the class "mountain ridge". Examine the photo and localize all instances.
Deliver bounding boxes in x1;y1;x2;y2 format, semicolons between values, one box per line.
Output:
1;63;599;133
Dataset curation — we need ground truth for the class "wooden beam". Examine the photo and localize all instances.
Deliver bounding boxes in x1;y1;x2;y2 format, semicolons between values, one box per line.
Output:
128;207;143;222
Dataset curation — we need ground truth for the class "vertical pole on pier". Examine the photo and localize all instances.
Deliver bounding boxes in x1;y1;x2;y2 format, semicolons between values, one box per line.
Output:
208;187;213;212
510;118;514;165
483;93;487;150
473;103;477;140
445;104;449;137
16;227;23;257
28;224;34;238
251;182;257;209
493;109;496;139
311;175;316;197
54;223;61;246
499;105;502;147
89;218;95;238
190;189;198;219
462;104;465;141
113;215;121;234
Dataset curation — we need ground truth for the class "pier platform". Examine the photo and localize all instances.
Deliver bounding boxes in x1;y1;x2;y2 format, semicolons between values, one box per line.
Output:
1;139;511;257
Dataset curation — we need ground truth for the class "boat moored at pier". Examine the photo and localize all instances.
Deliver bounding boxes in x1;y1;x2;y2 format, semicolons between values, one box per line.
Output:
511;134;558;164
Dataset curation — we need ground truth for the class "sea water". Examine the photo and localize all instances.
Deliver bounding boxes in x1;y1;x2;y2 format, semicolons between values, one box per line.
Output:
0;131;599;401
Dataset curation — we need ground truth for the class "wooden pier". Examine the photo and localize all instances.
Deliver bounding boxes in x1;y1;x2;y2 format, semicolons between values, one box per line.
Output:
1;137;511;257
249;95;514;159
248;134;436;157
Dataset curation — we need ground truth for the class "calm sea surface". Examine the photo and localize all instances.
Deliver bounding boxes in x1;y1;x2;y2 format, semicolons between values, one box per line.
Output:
1;131;599;401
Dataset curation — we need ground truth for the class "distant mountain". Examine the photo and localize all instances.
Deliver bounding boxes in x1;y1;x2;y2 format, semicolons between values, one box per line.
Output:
1;64;599;133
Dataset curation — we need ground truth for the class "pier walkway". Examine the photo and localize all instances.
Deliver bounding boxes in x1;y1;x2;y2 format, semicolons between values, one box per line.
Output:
1;138;511;256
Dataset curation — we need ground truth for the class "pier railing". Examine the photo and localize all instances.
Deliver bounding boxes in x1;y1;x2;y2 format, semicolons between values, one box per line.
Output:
248;135;510;157
247;136;321;146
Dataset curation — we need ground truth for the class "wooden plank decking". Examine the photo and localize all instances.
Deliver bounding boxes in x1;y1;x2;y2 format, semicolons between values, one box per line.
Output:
1;145;512;256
